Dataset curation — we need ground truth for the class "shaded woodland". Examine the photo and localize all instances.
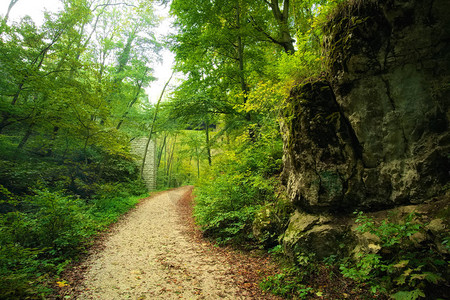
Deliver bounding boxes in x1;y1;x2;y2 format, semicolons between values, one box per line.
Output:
1;0;448;299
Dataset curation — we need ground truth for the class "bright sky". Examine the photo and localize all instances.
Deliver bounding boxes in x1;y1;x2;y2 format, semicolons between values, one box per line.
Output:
0;0;62;25
148;3;177;104
0;0;176;104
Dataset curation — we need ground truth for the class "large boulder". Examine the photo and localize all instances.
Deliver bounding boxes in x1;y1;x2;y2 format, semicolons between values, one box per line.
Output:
281;198;449;262
282;211;354;260
281;0;450;212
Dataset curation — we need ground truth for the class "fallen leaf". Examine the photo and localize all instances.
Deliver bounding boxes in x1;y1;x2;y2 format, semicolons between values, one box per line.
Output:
56;281;69;288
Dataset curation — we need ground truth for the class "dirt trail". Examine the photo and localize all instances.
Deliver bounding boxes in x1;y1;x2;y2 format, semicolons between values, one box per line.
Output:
73;186;265;299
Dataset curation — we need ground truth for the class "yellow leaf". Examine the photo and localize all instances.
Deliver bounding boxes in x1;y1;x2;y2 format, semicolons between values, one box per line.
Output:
393;260;409;268
56;281;69;288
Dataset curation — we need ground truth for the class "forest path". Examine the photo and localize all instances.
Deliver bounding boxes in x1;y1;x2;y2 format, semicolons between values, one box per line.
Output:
70;186;279;300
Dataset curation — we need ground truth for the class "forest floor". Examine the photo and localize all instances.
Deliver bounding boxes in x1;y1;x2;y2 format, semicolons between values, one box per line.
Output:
58;186;281;299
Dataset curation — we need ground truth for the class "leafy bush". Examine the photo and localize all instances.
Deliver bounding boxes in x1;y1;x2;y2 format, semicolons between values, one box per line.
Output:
28;190;92;255
260;252;318;299
260;266;314;299
340;212;449;299
0;183;143;298
194;172;265;245
0;243;48;298
193;125;283;245
93;180;147;201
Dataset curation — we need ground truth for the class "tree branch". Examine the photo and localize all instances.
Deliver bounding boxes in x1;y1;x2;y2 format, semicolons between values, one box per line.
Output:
3;0;19;24
140;71;174;180
249;16;282;46
92;2;136;12
283;0;290;20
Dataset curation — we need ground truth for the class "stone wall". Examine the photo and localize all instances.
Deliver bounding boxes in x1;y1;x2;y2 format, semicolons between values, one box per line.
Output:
131;138;157;190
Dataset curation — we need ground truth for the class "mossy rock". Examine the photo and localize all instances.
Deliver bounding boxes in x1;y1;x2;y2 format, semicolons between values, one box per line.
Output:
282;211;354;260
253;195;294;248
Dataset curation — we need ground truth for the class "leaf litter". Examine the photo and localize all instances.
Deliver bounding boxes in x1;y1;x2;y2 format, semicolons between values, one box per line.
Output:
56;186;281;299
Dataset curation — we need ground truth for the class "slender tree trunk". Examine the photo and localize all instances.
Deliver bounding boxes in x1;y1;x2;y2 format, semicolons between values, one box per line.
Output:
197;152;200;179
140;72;174;179
236;1;249;101
3;0;19;24
174;158;180;187
83;131;91;164
156;135;167;169
116;79;144;130
205;119;212;166
46;126;60;156
17;123;33;149
166;135;177;187
236;1;258;141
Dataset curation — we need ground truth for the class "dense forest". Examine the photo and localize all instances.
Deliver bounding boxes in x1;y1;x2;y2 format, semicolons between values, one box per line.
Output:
1;0;448;299
0;0;158;296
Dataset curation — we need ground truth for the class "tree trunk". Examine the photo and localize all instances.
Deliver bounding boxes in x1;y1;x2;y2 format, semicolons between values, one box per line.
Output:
17;123;33;149
205;119;212;166
197;151;200;179
166;135;177;187
236;1;250;102
270;0;295;54
236;0;255;140
3;0;19;24
116;78;144;130
140;72;174;179
45;126;60;156
157;135;167;169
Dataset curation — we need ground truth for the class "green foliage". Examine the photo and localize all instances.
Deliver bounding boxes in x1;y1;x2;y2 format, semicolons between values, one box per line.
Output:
272;43;323;83
260;265;315;299
0;184;143;298
0;118;147;299
28;190;91;255
391;289;425;300
0;242;48;298
339;212;449;298
194;171;265;245
193;123;283;245
88;191;142;229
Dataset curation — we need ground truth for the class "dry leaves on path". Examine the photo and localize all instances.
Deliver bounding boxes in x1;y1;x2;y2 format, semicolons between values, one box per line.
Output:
57;186;281;300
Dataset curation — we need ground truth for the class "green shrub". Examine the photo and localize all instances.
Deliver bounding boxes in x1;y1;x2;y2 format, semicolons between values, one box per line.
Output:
0;243;47;298
0;184;143;298
28;190;92;256
193;126;282;245
340;212;449;298
260;262;316;299
194;173;265;244
88;193;141;228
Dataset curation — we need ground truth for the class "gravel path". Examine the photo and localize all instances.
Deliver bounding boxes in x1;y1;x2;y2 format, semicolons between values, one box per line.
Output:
75;186;250;300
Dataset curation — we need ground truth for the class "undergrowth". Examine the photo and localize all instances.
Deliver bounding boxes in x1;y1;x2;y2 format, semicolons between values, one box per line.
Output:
193;119;283;246
259;212;449;299
0;185;144;299
340;212;449;300
0;141;148;299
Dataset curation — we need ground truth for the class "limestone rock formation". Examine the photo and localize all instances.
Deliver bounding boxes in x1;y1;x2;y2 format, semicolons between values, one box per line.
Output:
279;0;449;260
282;211;353;260
281;0;449;213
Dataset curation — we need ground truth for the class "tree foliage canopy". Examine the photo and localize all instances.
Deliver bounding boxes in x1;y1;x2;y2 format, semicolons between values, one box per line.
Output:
0;1;162;297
